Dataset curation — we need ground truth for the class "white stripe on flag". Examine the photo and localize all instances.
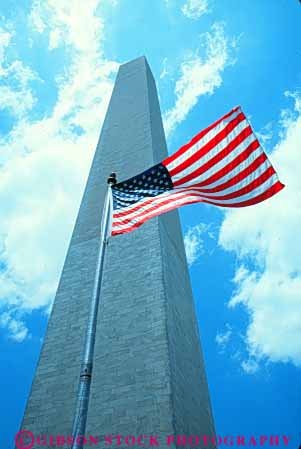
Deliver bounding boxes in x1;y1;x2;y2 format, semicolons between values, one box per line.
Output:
173;133;257;187
165;108;242;172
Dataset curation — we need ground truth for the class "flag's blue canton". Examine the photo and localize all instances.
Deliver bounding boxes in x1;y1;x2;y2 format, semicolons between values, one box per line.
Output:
112;163;173;210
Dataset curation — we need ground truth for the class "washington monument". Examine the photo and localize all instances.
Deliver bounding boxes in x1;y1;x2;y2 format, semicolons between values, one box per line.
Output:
20;56;216;448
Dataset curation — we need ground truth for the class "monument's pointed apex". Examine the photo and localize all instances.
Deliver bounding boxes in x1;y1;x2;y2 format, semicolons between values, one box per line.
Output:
120;55;149;71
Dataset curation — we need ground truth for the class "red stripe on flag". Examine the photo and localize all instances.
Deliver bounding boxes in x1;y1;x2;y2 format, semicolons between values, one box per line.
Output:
163;106;241;167
198;152;268;193
202;180;285;208
169;111;246;177
191;139;260;188
173;125;253;186
113;194;170;219
198;166;276;201
112;196;202;235
113;193;199;225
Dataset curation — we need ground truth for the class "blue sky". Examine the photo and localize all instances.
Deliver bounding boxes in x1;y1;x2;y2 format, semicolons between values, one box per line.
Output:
0;0;301;448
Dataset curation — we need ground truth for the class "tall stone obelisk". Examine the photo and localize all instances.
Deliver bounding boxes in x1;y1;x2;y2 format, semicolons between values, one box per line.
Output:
20;57;216;448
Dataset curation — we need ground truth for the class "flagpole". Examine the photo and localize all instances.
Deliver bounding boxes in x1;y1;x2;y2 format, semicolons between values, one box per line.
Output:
70;173;117;449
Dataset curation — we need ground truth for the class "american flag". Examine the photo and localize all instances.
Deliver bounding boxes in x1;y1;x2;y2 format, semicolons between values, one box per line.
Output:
111;106;284;236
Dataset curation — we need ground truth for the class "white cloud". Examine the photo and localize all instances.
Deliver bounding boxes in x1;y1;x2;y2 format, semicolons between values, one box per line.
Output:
184;223;212;265
28;1;46;33
216;324;232;350
0;312;28;342
42;0;104;53
219;92;301;368
49;28;62;50
241;358;259;375
0;26;38;117
163;23;236;137
0;26;11;65
256;121;273;145
0;85;35;116
0;2;119;341
160;57;169;80
285;90;301;113
182;0;210;19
